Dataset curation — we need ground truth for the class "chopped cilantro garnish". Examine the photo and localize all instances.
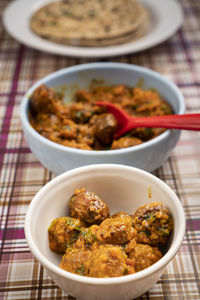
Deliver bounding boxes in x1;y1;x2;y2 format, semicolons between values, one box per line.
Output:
69;196;76;203
70;232;79;244
82;229;97;244
65;218;81;231
158;227;169;236
48;219;57;230
123;267;128;275
144;213;155;221
76;265;85;276
142;229;150;237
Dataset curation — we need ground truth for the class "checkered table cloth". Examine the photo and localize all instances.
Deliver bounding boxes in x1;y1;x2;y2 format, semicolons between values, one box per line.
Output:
0;0;200;299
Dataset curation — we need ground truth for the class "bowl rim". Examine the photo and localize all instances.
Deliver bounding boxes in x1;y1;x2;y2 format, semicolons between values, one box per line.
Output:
20;62;185;155
25;164;186;286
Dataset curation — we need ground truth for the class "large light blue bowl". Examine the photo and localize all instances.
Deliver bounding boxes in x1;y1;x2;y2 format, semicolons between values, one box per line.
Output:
20;63;185;174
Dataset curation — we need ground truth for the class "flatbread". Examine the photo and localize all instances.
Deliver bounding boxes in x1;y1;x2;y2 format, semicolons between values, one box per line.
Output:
43;21;148;47
30;0;149;47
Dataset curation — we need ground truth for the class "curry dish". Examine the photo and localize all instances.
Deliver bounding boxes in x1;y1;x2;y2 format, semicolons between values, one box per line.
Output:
48;188;173;278
29;84;173;151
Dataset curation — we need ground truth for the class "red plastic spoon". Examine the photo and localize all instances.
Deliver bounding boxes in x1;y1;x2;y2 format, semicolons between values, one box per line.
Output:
96;101;200;139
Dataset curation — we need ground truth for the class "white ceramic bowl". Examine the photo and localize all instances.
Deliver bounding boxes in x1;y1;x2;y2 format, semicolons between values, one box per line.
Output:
25;164;185;300
20;62;185;174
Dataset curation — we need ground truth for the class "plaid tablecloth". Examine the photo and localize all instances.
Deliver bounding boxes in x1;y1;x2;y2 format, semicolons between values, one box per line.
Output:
0;0;200;299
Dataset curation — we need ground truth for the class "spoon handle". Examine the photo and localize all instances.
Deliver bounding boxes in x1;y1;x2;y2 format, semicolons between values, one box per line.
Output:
127;113;200;131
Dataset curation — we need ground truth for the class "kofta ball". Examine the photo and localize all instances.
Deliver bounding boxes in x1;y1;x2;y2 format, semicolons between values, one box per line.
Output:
90;113;118;146
60;248;91;276
69;188;110;224
97;213;137;245
29;84;60;114
129;243;162;272
48;216;83;254
133;202;173;246
88;244;134;278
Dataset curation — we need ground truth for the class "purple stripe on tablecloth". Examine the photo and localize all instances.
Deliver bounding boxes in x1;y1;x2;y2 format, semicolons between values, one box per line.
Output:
178;29;193;63
186;219;200;231
0;228;25;240
0;45;24;169
0;45;25;270
178;82;200;87
5;148;31;154
0;135;8;146
0;92;25;97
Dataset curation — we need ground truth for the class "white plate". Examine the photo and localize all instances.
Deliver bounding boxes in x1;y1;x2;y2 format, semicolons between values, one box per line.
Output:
3;0;183;58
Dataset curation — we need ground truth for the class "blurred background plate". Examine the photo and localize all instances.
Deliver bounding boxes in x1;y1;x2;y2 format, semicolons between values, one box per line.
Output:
3;0;183;58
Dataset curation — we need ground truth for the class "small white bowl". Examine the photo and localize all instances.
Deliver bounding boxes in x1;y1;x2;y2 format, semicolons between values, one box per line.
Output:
25;164;185;300
20;62;185;174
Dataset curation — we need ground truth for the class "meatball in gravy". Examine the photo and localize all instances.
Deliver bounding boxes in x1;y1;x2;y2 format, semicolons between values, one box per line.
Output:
69;188;110;225
48;189;173;278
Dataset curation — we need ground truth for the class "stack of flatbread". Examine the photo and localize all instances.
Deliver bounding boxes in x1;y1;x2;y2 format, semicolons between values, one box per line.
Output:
30;0;149;47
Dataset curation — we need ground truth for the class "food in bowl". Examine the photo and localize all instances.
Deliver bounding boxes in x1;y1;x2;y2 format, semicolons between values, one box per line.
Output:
24;164;185;300
30;0;148;46
20;62;185;174
48;187;173;278
29;83;173;151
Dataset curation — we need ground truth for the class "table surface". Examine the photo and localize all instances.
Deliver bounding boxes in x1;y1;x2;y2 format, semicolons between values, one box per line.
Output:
0;0;200;299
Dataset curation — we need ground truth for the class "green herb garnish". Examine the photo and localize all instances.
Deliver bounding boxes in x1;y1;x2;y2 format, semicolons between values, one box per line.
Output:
144;213;155;221
76;265;85;276
123;267;128;275
158;227;169;236
122;244;127;250
70;232;80;244
66;218;81;231
82;229;97;244
142;229;150;237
